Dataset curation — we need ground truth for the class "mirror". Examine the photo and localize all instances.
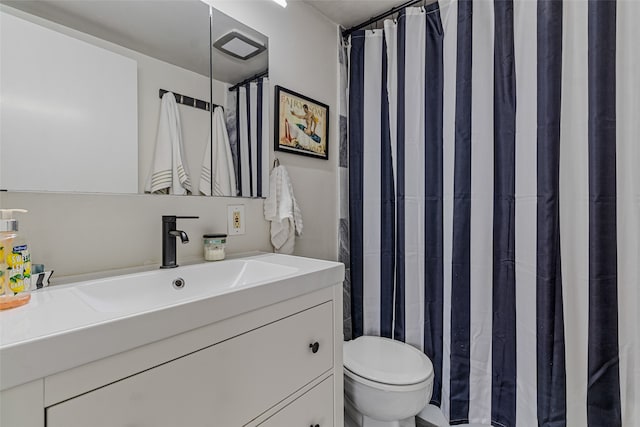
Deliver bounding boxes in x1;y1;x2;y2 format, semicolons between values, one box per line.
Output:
0;0;268;197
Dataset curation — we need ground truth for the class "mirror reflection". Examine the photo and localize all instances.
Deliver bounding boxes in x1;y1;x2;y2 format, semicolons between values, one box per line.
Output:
0;0;269;197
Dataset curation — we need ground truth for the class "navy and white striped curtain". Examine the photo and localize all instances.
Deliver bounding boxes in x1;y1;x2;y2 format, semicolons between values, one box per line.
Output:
229;78;270;197
347;1;640;426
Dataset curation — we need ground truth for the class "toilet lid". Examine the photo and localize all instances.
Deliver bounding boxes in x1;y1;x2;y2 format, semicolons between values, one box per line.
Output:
343;336;433;386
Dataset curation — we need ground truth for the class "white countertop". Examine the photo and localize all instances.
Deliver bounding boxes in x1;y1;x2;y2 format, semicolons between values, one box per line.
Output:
0;253;344;391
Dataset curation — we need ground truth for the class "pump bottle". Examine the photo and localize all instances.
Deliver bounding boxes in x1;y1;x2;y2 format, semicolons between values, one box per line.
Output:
0;209;31;309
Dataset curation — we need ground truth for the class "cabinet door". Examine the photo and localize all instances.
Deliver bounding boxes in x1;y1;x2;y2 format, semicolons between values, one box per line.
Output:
258;376;334;427
46;302;333;427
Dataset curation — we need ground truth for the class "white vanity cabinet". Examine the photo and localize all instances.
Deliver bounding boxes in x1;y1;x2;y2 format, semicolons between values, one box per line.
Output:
47;300;335;427
0;255;344;427
257;376;334;427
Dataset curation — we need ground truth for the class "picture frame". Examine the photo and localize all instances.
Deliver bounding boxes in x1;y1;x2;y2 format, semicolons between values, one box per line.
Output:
274;85;329;160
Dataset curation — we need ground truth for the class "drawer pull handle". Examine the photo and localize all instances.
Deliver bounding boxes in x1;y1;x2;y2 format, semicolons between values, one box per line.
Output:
309;342;320;354
310;425;320;427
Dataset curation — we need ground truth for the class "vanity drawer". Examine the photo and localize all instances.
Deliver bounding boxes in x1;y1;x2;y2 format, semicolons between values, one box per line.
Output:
257;375;334;427
46;301;334;427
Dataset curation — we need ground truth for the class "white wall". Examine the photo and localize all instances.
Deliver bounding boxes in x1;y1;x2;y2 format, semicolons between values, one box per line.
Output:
1;1;340;279
2;192;269;278
212;0;340;261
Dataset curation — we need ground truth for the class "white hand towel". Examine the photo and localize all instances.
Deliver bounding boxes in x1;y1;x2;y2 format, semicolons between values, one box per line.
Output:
264;165;303;254
199;107;237;196
144;92;192;195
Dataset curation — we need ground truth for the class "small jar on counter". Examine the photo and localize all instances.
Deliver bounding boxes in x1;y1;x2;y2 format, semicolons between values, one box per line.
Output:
203;234;227;261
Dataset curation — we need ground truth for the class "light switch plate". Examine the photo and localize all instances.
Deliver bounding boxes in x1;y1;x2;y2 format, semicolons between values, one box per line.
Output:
227;205;245;235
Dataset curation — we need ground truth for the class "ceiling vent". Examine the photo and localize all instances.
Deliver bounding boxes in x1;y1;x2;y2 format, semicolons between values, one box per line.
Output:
213;31;266;61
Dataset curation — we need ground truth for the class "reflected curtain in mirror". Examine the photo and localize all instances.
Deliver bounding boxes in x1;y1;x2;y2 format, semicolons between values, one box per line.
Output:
228;78;270;198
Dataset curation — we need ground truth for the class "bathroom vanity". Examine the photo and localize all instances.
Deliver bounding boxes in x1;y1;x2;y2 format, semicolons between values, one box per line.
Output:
0;253;344;427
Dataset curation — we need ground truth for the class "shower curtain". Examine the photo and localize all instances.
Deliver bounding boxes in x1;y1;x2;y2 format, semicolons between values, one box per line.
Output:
346;1;640;426
228;78;270;197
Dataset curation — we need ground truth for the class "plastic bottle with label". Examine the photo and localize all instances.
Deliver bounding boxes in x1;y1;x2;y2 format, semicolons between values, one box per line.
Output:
0;209;31;310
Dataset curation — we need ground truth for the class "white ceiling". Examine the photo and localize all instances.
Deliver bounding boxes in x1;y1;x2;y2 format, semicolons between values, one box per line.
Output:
301;0;412;29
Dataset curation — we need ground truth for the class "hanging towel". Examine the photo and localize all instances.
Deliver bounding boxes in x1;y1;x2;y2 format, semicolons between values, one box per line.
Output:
144;92;192;195
199;107;237;196
264;165;303;254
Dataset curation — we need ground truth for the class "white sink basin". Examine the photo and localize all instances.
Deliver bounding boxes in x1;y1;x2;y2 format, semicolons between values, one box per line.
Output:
0;253;344;392
72;259;299;313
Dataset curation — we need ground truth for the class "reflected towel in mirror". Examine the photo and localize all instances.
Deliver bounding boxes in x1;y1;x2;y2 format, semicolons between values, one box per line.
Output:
144;92;192;195
199;107;236;196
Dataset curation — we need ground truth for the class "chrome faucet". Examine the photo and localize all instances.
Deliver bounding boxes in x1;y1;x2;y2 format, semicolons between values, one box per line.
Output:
161;215;198;269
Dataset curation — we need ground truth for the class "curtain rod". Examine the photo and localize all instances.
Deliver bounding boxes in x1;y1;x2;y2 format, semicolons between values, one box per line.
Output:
341;0;428;38
228;69;269;92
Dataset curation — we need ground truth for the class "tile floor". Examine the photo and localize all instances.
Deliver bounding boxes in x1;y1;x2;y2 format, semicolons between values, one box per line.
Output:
418;418;490;427
418;404;491;427
344;403;491;427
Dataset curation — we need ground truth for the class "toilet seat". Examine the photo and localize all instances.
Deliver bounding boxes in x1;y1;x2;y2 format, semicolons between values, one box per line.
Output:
344;336;434;387
344;366;431;393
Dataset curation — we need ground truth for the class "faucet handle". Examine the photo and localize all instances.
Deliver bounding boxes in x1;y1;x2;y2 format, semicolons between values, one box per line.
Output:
162;215;199;222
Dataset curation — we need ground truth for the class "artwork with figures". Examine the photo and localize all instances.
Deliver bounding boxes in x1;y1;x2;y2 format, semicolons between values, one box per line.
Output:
275;86;329;160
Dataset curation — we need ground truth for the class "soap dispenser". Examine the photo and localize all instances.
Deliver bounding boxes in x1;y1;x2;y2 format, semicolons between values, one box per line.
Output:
0;209;31;310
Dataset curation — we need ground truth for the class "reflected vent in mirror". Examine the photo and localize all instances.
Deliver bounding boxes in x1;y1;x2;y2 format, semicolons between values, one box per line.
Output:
213;31;266;61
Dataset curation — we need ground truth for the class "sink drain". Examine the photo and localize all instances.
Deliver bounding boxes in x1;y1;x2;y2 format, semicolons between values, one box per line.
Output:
172;277;185;289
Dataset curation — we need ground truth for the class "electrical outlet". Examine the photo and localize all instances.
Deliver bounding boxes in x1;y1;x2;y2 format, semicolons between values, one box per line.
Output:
227;205;245;235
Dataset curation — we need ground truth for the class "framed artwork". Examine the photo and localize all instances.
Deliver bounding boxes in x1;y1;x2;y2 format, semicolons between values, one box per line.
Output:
274;85;329;160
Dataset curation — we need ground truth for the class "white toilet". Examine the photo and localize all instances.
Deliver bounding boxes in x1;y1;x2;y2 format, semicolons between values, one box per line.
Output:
343;336;434;427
